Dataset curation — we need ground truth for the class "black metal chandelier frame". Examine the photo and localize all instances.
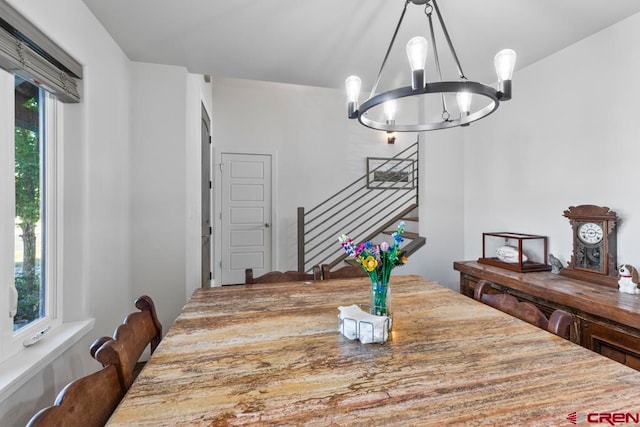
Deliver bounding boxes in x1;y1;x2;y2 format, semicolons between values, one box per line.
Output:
347;0;513;132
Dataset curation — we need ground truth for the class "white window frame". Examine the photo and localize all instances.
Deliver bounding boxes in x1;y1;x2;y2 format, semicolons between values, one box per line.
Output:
0;71;62;361
0;69;93;405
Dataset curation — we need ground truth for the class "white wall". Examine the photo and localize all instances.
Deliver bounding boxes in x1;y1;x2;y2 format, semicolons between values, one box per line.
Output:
130;63;213;330
1;0;133;425
408;128;465;287
464;13;640;269
131;62;188;332
210;77;464;287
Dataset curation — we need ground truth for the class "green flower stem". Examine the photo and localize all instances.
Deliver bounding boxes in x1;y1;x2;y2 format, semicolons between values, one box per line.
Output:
371;280;389;316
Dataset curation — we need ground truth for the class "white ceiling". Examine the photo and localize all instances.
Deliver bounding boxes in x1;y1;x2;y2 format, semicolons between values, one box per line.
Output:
81;0;640;92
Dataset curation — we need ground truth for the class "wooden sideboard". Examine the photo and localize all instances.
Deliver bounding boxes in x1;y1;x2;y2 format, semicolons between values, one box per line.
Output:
454;260;640;370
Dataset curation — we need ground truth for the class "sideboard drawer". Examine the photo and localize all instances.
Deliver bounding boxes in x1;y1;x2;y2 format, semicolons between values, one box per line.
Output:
581;320;640;370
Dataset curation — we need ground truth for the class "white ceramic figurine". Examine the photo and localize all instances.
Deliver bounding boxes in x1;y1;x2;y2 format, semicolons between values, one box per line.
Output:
496;245;528;264
618;264;640;294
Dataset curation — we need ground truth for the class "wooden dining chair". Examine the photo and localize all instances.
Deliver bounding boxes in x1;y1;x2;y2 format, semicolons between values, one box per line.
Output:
321;264;366;280
245;266;320;284
91;295;163;390
474;280;573;338
27;344;124;427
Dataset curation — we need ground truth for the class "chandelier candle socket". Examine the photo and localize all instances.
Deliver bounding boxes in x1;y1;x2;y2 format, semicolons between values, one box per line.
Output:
345;0;516;132
338;222;408;316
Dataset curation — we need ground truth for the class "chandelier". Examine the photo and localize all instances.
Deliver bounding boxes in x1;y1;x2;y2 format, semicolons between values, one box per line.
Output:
345;0;516;132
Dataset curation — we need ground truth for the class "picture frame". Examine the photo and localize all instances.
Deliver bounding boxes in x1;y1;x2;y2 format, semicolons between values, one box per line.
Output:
367;157;416;189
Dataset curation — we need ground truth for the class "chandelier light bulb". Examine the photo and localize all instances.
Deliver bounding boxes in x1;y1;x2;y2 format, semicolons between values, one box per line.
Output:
406;36;428;71
345;75;362;102
345;75;362;118
494;49;517;82
406;36;428;90
456;91;472;115
494;49;516;101
383;100;397;123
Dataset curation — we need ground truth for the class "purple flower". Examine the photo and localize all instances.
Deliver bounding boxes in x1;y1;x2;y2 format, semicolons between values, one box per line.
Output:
380;241;389;252
338;234;356;256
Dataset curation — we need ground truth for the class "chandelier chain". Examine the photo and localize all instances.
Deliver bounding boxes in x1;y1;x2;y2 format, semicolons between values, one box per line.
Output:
369;0;411;99
431;0;465;80
425;5;450;119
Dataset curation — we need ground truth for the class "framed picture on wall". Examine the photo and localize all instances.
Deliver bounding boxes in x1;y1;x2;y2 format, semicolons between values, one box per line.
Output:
367;157;416;189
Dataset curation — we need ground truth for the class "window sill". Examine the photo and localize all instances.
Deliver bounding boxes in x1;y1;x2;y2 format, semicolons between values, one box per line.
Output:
0;319;94;404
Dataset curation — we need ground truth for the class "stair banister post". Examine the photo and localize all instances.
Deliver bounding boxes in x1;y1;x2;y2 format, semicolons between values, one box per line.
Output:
297;207;305;272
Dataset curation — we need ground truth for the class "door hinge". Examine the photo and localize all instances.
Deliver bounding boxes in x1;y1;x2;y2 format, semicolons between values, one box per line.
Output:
219;261;222;268
209;180;212;189
208;136;211;144
219;212;222;220
209;227;212;235
209;272;212;279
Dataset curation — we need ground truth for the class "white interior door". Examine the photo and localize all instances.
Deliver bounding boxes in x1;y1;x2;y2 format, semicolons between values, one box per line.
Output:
221;153;272;284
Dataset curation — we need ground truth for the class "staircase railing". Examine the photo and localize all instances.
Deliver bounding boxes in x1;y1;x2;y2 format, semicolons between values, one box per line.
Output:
298;141;419;272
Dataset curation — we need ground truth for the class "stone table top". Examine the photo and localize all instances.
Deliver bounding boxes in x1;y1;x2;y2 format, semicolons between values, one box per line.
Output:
107;275;640;426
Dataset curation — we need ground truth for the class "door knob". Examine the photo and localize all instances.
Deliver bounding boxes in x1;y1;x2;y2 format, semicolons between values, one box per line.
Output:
265;223;270;228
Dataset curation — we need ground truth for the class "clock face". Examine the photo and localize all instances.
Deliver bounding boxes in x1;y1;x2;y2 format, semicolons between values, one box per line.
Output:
578;222;604;245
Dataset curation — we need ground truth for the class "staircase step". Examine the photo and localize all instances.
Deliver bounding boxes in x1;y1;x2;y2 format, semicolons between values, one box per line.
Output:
345;259;360;267
402;236;426;257
382;230;420;240
402;216;419;222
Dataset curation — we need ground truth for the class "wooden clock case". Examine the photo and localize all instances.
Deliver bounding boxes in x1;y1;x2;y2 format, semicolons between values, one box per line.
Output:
560;205;618;288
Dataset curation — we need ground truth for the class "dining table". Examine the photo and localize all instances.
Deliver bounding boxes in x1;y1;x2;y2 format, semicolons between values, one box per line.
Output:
106;275;640;426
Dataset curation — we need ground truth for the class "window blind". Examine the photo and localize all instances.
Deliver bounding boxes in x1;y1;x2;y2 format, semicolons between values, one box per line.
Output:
0;1;81;103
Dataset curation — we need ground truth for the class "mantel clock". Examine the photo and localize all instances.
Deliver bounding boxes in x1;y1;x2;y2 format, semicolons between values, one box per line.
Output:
560;205;618;287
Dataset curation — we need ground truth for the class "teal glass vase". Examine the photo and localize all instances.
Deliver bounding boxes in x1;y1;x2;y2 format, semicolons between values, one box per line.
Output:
371;279;391;316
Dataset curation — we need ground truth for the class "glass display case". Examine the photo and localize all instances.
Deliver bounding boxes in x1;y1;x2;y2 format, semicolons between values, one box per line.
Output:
477;232;551;272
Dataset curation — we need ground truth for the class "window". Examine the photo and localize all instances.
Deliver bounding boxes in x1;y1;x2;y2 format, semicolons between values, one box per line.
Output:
14;76;45;331
0;69;60;362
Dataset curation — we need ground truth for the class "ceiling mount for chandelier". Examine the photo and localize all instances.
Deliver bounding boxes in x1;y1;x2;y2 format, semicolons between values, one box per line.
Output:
345;0;516;132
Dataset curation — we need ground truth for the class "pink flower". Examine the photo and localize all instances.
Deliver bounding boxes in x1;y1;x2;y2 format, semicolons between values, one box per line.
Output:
380;241;389;252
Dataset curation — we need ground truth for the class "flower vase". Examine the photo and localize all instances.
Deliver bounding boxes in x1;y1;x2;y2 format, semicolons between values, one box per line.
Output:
371;280;391;317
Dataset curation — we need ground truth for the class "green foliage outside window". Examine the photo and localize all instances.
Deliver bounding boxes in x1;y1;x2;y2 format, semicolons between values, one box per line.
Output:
14;83;42;329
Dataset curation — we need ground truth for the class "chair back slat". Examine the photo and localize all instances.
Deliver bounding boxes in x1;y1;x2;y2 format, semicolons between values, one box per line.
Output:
92;295;162;390
245;266;320;284
321;264;366;280
27;364;123;427
474;280;573;338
